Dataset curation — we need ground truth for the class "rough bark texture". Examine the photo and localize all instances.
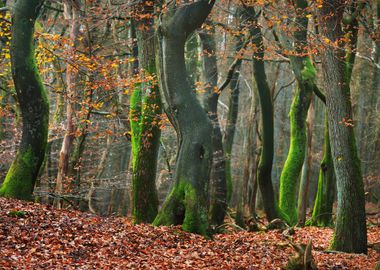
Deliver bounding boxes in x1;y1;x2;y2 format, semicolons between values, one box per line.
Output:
0;0;49;200
153;1;214;235
199;30;227;227
318;0;367;254
131;2;161;224
278;0;313;225
243;7;278;221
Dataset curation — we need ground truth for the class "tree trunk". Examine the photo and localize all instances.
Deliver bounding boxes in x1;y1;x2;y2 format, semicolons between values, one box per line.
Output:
278;0;313;225
152;1;214;235
318;0;367;254
309;112;335;227
54;2;80;208
0;0;49;200
242;7;278;221
129;2;161;224
199;29;227;227
223;30;244;204
297;99;314;226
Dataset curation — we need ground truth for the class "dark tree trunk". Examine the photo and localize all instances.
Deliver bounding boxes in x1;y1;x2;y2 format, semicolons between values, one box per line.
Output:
318;0;367;254
242;7;278;221
199;30;228;227
0;0;49;200
153;1;214;235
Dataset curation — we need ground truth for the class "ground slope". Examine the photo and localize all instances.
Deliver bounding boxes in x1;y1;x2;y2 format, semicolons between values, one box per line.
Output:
0;198;379;269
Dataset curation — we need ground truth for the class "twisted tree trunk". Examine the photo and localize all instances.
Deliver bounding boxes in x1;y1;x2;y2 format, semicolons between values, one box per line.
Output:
153;0;214;235
0;0;49;200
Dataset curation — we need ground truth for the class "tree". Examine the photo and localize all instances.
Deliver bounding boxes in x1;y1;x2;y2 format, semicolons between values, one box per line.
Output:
278;0;314;225
130;1;161;224
153;0;215;235
199;27;228;227
241;6;278;222
0;0;49;199
318;0;367;253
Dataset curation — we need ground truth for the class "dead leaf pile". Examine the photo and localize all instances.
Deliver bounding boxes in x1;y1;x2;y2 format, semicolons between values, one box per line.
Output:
0;198;379;269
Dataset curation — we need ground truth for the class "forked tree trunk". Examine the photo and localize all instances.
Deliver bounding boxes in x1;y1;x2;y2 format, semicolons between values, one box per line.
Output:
318;0;367;254
0;0;49;200
153;0;214;235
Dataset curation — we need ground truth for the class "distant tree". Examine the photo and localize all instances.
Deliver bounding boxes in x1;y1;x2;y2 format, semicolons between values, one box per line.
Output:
241;5;278;222
0;0;49;199
153;0;215;235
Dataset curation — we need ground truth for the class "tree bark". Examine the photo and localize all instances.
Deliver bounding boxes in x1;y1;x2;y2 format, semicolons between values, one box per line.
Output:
278;0;313;225
0;0;49;200
242;7;278;221
131;1;161;224
199;29;227;227
318;0;367;254
152;1;214;235
54;1;81;208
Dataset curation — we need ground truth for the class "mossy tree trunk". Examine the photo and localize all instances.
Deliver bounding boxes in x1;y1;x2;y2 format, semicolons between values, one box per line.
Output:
153;0;214;236
318;0;367;254
130;1;161;224
241;7;278;221
278;0;314;225
309;113;335;227
0;0;49;200
199;29;228;227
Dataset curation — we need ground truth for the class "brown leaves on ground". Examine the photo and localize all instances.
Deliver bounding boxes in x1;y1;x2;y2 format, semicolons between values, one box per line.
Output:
0;198;379;270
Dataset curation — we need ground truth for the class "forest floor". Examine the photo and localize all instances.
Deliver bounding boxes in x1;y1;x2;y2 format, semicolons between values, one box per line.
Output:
0;198;379;270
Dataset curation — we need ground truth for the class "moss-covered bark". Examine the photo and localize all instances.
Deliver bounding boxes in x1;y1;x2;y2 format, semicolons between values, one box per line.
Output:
242;7;278;221
278;0;314;225
0;0;49;200
153;1;214;236
318;0;367;254
130;3;161;224
309;113;335;227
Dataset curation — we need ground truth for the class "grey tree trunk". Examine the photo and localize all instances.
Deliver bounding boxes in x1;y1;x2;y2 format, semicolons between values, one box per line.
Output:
153;0;214;235
318;0;367;254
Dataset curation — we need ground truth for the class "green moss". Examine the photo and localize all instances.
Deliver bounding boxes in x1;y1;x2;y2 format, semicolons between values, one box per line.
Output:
225;159;233;202
0;147;36;200
301;58;316;83
279;83;312;225
153;180;208;236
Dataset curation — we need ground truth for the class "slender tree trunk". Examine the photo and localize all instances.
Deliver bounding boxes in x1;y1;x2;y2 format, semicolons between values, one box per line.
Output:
223;31;244;204
199;29;227;227
242;7;278;221
130;2;161;224
0;0;49;200
54;2;80;208
318;0;367;254
297;99;314;226
153;1;214;235
309;112;335;227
